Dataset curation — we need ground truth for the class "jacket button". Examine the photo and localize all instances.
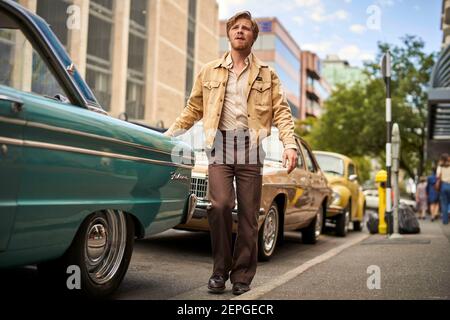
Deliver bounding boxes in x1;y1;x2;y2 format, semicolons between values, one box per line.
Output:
222;82;226;86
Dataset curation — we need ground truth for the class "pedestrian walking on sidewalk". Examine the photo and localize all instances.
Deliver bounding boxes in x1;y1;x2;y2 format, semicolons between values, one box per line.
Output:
164;11;298;295
437;153;450;225
416;176;428;220
427;168;440;221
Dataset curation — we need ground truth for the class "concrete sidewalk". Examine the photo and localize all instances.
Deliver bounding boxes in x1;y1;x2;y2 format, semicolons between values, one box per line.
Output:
252;220;450;300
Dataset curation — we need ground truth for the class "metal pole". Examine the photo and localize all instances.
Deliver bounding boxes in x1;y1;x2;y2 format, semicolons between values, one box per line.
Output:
391;123;402;238
381;51;393;236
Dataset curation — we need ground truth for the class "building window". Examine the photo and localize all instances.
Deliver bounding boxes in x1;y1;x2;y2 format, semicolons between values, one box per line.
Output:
0;30;14;87
275;37;300;71
185;0;197;103
220;37;229;52
275;62;299;99
287;99;298;118
36;0;70;47
126;0;148;120
0;28;65;97
253;34;275;51
86;0;114;110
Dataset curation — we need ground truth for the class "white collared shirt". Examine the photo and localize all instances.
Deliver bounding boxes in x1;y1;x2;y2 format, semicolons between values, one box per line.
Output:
218;52;252;130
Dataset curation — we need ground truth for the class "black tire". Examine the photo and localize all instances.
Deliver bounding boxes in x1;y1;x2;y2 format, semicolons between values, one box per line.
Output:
335;203;350;237
301;205;324;244
353;203;366;232
38;210;134;298
353;220;362;231
258;202;279;261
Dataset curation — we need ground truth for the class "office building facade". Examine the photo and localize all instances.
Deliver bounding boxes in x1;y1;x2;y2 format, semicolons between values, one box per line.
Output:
442;0;450;48
7;0;219;128
300;51;330;119
321;54;367;90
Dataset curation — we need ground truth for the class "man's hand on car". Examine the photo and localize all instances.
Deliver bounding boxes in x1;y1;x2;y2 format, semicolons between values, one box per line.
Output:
283;148;298;174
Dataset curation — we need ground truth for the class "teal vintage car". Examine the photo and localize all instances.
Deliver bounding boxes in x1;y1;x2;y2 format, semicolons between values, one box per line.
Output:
0;0;196;297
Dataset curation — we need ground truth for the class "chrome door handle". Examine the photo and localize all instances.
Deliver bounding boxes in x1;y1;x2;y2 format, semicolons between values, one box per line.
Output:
0;94;24;113
1;144;7;156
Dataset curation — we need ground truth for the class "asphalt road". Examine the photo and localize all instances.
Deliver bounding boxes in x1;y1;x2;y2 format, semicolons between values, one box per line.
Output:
0;225;365;300
112;227;368;300
2;220;449;300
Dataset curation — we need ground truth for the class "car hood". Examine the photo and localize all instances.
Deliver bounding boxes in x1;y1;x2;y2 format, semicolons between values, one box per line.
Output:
324;174;346;186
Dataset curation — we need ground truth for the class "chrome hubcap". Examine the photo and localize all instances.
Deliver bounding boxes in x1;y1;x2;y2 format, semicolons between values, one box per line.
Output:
315;209;323;239
344;209;350;233
263;207;278;254
87;222;108;263
85;210;127;285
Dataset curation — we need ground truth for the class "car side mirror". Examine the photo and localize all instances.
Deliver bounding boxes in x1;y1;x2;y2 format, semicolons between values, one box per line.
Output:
349;174;358;182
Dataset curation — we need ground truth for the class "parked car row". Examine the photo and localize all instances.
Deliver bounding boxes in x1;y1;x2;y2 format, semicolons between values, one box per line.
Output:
363;189;416;212
175;123;367;260
0;0;367;298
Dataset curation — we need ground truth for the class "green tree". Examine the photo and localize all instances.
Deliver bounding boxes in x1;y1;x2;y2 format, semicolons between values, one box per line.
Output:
307;35;436;180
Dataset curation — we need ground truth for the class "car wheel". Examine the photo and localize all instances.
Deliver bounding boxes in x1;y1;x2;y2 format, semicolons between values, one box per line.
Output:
38;210;134;298
353;220;362;231
258;202;279;261
301;205;324;244
353;203;366;232
335;203;350;237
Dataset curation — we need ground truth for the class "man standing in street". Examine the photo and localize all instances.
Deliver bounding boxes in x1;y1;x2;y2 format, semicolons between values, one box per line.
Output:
164;11;298;295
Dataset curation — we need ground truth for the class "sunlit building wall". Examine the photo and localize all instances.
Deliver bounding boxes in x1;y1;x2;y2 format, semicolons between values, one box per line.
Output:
15;0;219;128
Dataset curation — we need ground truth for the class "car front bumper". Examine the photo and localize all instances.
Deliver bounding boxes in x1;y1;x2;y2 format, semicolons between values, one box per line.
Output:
327;204;345;216
193;199;265;222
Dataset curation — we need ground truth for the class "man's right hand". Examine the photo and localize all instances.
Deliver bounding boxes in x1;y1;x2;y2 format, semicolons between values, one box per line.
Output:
282;148;298;174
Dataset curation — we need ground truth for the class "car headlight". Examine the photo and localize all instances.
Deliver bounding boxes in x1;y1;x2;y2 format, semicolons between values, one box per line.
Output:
331;191;341;206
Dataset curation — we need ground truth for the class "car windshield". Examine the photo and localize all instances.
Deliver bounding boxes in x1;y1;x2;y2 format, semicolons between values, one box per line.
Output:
315;154;345;176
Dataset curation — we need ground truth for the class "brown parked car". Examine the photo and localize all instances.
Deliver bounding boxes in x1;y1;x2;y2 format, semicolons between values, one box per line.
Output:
175;124;332;260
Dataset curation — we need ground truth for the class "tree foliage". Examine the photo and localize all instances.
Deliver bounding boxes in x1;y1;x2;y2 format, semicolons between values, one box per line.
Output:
305;36;436;181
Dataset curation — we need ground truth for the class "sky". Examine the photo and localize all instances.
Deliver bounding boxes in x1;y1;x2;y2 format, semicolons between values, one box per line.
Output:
217;0;442;67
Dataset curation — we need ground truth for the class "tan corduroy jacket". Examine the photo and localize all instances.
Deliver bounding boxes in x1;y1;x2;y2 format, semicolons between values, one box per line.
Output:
166;52;297;150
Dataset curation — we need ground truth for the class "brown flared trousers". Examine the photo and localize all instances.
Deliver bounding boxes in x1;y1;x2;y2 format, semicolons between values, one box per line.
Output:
206;130;264;285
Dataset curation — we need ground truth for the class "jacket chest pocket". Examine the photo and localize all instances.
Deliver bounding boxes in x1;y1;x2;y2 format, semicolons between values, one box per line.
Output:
203;81;222;106
251;81;271;106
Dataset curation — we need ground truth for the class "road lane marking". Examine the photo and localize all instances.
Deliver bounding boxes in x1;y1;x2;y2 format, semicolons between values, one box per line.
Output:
232;233;371;300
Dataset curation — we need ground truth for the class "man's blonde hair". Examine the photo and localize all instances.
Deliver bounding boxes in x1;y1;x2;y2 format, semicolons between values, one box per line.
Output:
226;11;259;44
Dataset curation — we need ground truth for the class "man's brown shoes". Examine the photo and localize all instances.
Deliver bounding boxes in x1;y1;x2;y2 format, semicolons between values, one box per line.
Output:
232;282;250;295
207;275;226;293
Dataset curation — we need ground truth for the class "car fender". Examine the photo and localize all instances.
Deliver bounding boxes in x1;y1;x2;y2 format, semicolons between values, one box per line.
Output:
332;185;352;209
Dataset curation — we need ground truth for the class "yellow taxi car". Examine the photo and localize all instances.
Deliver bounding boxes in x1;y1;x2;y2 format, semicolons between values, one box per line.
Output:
313;151;366;236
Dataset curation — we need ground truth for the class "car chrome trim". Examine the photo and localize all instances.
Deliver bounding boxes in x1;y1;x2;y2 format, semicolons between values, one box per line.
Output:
0;117;194;161
262;183;299;188
86;104;108;115
0;136;193;169
0;116;26;126
184;194;198;224
0;94;24;105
